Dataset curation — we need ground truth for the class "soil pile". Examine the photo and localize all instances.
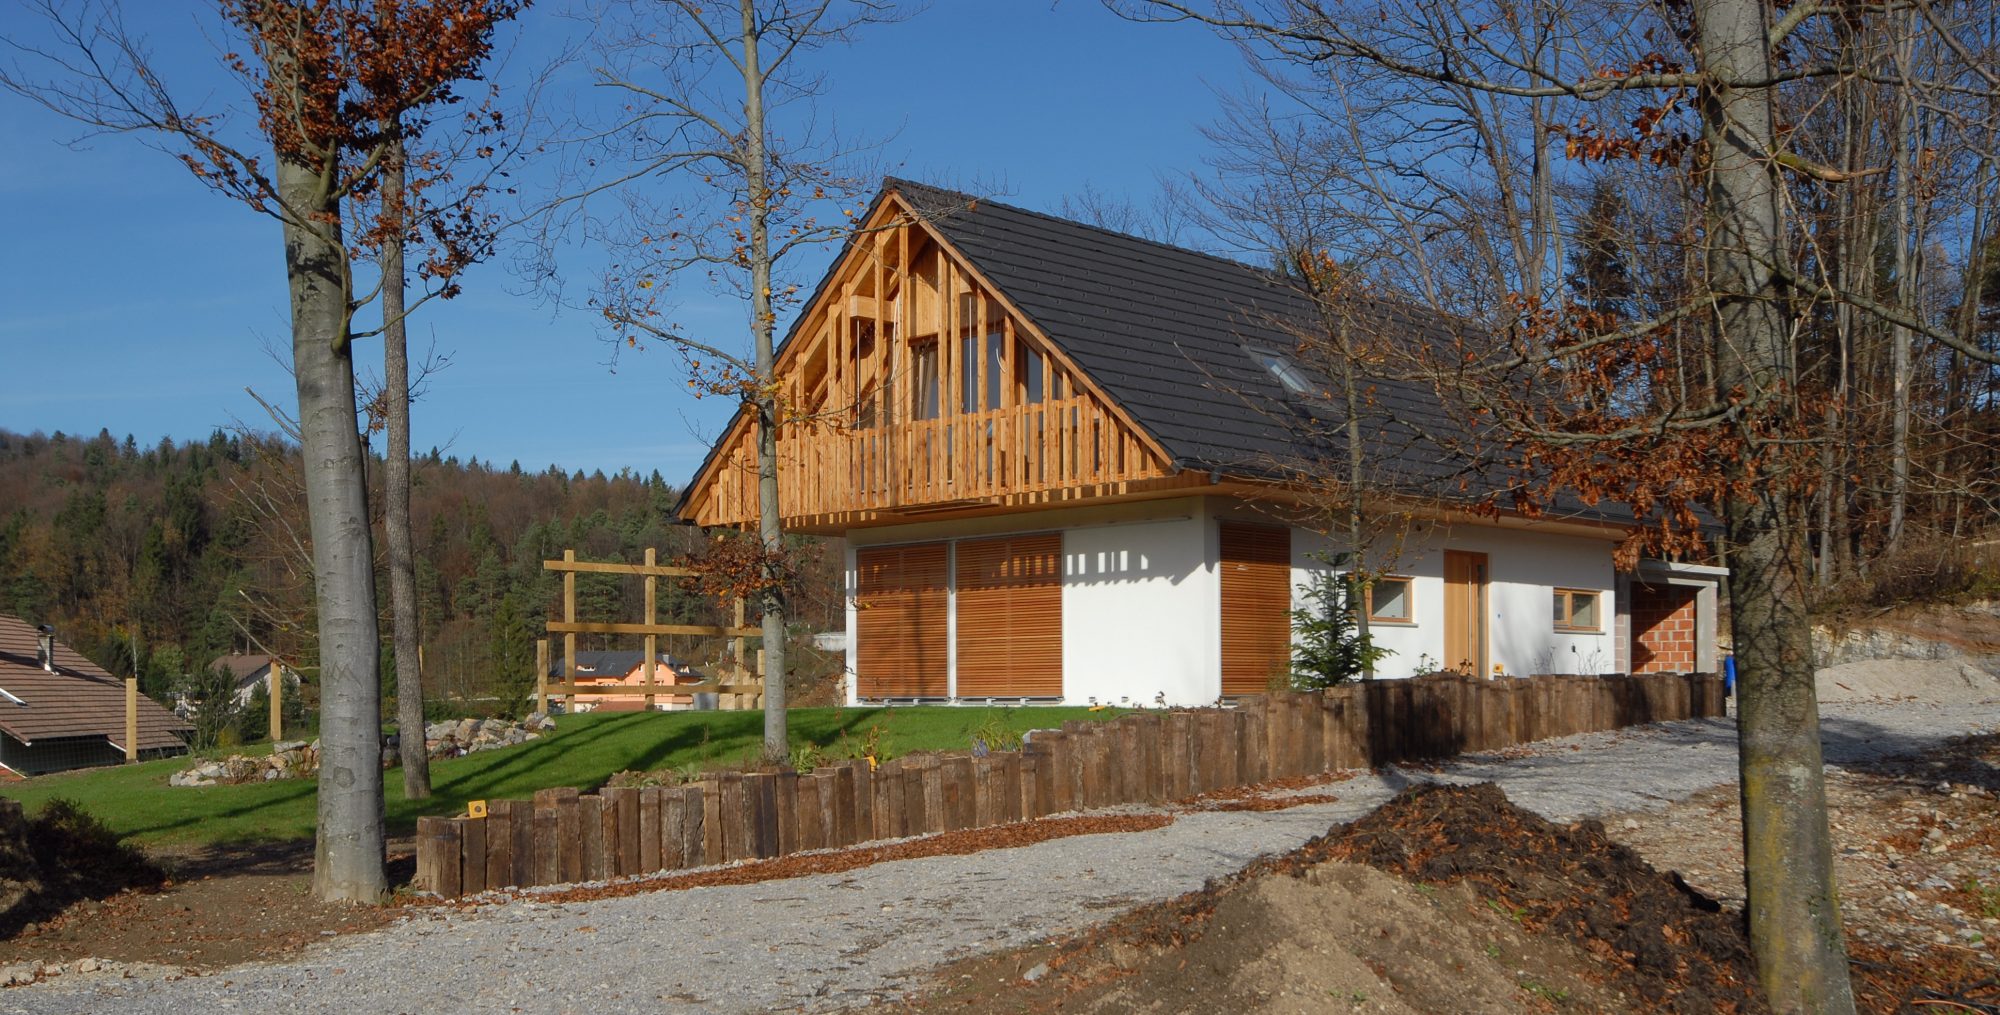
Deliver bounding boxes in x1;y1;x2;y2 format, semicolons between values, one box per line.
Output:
885;783;1768;1014
0;798;163;938
1317;782;1764;1013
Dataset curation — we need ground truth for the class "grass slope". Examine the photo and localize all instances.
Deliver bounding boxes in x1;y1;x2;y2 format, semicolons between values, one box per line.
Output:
0;706;1122;847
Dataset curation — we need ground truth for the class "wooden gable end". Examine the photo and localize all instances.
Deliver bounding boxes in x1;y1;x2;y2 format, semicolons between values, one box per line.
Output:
681;192;1184;531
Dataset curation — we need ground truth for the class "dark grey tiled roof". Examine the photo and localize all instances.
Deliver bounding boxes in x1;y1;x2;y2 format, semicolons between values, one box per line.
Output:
679;178;1637;527
887;179;1579;512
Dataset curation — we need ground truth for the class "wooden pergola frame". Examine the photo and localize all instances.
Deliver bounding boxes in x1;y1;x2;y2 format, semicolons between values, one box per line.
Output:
535;549;765;713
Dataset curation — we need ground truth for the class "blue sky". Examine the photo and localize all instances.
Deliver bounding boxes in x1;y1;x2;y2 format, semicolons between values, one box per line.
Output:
0;1;1253;481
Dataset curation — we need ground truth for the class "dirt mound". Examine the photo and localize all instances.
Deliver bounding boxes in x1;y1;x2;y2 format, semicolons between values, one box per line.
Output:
0;798;164;939
885;784;1767;1014
1815;658;2000;703
1066;860;1628;1014
1315;782;1764;1013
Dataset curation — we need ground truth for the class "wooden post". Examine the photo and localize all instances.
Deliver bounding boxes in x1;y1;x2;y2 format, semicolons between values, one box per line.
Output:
123;677;138;763
535;639;550;716
643;548;658;712
732;597;748;710
562;549;578;714
268;665;283;742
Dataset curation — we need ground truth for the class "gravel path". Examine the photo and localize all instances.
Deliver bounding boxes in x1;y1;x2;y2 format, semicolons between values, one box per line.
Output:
8;700;1994;1015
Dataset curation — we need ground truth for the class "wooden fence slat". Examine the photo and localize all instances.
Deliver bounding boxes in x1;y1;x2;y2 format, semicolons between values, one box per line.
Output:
415;817;447;894
745;773;778;859
796;773;825;852
579;795;606;881
660;789;687;870
943;756;974;831
718;774;750;863
682;785;708;867
1018;750;1044;819
485;800;515;889
1168;715;1192;799
458;814;486;896
848;761;873;846
775;771;799;856
640;788;663;872
531;791;560;886
829;764;857;847
920;757;947;835
511;797;538;889
875;760;905;839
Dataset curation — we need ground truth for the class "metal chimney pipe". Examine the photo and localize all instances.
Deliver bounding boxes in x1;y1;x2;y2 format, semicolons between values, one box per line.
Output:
36;625;55;673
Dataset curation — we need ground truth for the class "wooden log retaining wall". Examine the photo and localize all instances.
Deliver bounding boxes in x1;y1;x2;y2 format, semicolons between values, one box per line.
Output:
415;671;1725;898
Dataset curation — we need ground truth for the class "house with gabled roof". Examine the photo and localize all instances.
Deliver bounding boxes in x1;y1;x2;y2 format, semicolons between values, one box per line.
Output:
676;180;1724;706
0;616;192;775
546;650;707;711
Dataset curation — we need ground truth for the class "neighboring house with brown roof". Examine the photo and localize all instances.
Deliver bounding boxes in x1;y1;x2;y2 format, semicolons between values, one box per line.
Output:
208;653;298;705
0;616;192;775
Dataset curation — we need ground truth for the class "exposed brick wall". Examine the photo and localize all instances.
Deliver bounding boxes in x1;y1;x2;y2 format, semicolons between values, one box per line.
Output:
1630;584;1699;674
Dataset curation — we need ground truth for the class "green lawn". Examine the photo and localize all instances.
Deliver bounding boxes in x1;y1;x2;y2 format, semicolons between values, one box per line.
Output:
0;706;1124;847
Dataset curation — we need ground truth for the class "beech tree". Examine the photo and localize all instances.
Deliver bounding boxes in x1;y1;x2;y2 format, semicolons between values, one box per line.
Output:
544;0;910;764
1121;0;1998;1009
3;0;523;902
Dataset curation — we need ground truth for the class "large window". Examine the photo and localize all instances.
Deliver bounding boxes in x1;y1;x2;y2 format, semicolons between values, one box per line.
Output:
910;339;940;420
1553;588;1601;632
1365;576;1414;624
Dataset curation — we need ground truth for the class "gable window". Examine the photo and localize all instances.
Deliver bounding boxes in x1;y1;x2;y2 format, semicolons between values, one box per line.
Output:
911;339;941;420
1553;589;1601;632
1016;346;1045;404
1365;576;1414;624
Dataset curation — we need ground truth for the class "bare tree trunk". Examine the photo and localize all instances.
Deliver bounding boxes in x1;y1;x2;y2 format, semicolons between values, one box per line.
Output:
1339;314;1372;678
1697;0;1854;1006
741;0;789;765
383;133;432;799
1888;19;1918;553
280;153;388;905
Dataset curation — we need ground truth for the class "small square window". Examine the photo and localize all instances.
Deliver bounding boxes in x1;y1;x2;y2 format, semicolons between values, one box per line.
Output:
1366;577;1413;623
1554;589;1601;632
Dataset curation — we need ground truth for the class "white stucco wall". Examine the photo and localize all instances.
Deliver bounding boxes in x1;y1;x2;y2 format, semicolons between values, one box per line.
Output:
1061;512;1217;706
1289;521;1619;679
842;498;1216;706
841;496;1624;704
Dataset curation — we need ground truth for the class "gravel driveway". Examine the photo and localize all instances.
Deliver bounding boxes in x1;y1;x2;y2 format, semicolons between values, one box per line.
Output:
8;700;1994;1015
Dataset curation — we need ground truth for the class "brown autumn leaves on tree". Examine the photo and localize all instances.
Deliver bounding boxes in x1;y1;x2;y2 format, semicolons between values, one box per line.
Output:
2;0;524;902
1123;0;1998;1010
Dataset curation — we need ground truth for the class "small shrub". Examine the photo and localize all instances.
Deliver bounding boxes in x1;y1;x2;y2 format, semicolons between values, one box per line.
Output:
1290;552;1393;690
965;713;1022;755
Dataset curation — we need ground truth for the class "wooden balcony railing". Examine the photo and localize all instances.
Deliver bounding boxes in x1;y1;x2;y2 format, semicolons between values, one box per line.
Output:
692;395;1173;527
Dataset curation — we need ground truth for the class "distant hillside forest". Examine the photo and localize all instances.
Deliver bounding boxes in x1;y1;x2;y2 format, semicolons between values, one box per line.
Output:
0;428;842;714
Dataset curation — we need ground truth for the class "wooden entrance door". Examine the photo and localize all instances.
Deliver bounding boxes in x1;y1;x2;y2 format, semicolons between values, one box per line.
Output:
1442;550;1489;676
1220;523;1293;695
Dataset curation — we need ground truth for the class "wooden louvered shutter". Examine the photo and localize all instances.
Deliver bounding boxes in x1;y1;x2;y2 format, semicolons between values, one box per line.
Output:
955;533;1063;698
1220;523;1292;695
855;543;949;697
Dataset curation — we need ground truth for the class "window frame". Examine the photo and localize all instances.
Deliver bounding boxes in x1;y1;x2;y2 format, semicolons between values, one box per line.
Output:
1363;575;1416;626
1552;588;1603;633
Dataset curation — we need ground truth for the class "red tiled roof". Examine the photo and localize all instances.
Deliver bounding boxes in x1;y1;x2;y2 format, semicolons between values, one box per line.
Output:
0;616;192;751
